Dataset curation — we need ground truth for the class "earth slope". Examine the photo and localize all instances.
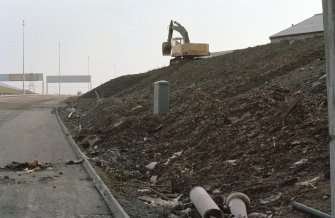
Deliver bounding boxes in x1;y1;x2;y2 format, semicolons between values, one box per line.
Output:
60;37;329;217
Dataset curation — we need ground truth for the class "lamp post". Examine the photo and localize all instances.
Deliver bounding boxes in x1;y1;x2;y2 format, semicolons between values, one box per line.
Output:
58;43;61;95
88;56;90;91
22;20;25;95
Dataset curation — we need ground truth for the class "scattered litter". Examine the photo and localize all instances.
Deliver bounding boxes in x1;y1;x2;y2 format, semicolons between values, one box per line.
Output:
146;187;170;201
138;195;177;207
146;162;158;170
322;193;330;200
312;81;321;87
150;175;158;184
172;194;183;203
180;208;192;215
291;140;301;145
291;158;308;168
67;111;74;118
113;119;124;128
319;74;326;80
65;159;84;165
212;189;221;194
0;160;47;172
252;166;264;172
95;91;103;105
225;159;238;166
75;124;82;137
79;135;100;148
296;176;320;189
260;192;282;204
24;169;35;174
132;105;142;111
164;151;183;165
137;188;151;193
66;107;76;112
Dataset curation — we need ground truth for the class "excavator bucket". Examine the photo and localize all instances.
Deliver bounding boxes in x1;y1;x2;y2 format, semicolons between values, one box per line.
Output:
162;41;172;56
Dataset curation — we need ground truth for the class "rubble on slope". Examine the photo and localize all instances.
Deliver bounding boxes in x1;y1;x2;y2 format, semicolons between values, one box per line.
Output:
59;37;330;217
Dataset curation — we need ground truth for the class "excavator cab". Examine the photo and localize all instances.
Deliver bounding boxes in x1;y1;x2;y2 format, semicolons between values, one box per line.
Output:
172;37;184;46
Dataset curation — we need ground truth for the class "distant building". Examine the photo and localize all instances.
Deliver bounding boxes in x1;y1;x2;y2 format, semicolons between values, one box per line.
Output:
270;13;324;43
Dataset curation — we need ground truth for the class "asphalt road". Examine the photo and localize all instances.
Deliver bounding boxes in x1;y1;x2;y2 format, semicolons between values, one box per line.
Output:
0;95;111;218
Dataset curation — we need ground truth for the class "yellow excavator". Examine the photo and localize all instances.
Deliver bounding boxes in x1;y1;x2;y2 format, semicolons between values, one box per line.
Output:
162;20;210;65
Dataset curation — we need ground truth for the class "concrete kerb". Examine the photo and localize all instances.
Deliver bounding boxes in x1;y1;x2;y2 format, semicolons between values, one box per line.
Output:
55;110;130;218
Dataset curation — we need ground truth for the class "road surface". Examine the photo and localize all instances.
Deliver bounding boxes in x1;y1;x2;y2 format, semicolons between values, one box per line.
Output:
0;95;112;218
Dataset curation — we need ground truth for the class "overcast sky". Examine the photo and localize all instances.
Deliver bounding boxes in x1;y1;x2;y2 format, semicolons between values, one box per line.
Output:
0;0;322;94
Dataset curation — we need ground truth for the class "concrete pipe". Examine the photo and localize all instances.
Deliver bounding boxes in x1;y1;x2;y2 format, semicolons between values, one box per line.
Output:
190;186;223;218
226;192;250;218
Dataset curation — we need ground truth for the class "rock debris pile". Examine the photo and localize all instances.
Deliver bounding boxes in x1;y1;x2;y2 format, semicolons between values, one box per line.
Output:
60;37;330;217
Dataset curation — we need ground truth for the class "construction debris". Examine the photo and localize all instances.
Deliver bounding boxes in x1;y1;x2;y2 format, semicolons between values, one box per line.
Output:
291;158;308;168
95;91;103;106
0;160;48;172
79;135;100;149
296;176;321;189
137;195;177;207
226;192;250;218
59;37;329;217
190;186;223;218
163;151;183;165
260;193;283;205
65;159;84;165
145;162;158;170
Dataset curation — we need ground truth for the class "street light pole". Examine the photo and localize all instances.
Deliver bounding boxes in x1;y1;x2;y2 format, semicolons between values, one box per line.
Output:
22;20;25;95
323;0;335;216
58;43;61;95
88;56;90;91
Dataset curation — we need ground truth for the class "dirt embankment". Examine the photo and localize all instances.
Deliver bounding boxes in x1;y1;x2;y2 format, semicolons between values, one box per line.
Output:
60;37;330;217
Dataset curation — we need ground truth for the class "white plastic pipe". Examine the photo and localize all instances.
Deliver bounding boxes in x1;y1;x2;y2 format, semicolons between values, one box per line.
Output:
190;186;223;218
226;192;250;218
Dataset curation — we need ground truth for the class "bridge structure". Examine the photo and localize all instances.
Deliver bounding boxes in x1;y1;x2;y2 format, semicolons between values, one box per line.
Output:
0;73;44;94
46;75;91;95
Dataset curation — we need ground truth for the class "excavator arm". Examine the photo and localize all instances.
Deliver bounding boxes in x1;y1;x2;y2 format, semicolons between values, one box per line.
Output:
172;21;190;43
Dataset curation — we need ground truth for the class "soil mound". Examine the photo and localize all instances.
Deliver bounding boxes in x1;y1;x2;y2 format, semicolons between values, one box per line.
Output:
60;37;329;217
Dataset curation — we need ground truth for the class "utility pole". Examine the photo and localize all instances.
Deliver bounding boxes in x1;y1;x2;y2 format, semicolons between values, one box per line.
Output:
22;20;25;95
88;56;90;91
323;0;335;216
114;65;116;79
58;43;61;95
